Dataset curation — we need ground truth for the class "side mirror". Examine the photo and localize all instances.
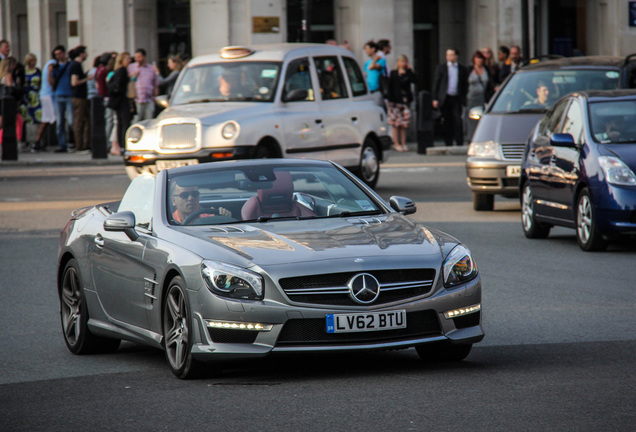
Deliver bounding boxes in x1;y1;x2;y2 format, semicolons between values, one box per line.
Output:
104;211;139;241
389;196;417;215
283;88;308;102
468;106;484;120
550;133;577;148
155;95;169;109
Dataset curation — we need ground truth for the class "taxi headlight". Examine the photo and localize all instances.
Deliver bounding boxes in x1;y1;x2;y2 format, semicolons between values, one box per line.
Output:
443;245;478;288
468;140;497;157
127;126;143;143
599;156;636;186
202;261;263;300
221;122;239;140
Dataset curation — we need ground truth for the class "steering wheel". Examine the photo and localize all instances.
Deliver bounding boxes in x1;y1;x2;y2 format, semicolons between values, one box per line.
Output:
182;208;213;225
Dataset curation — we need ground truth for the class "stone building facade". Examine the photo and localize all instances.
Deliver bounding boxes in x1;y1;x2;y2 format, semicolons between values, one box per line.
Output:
2;0;636;92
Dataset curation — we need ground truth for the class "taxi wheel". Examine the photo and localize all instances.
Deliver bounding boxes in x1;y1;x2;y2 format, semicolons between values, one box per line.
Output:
416;342;472;362
576;189;608;252
521;183;551;238
253;141;281;159
356;138;380;189
473;193;494;211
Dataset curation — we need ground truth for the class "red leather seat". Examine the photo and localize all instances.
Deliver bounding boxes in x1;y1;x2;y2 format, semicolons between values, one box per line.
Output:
241;171;316;219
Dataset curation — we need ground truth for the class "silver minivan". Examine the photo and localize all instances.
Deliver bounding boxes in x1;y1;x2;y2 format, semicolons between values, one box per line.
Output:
124;43;392;188
466;56;636;210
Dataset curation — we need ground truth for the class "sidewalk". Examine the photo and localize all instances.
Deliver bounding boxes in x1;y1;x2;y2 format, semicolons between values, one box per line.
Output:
0;140;468;168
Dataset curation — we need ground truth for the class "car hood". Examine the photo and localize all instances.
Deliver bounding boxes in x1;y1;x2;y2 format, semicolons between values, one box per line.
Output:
158;102;269;125
172;215;456;270
472;113;544;144
601;144;636;169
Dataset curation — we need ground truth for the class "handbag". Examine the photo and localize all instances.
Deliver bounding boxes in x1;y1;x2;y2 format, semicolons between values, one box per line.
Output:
127;80;137;99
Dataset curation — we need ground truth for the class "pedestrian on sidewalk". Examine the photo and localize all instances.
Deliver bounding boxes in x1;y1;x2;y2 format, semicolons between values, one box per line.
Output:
69;46;93;153
387;54;416;152
50;45;74;153
127;48;158;123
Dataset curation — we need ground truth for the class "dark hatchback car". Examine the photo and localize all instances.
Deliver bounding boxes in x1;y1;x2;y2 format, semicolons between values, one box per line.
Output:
520;90;636;251
467;55;636;211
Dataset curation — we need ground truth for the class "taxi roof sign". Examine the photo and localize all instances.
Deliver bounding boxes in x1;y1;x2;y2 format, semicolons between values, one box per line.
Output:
220;46;255;59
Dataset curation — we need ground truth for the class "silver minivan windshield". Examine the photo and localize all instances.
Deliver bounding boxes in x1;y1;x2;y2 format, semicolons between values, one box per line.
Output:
490;69;620;114
171;61;282;105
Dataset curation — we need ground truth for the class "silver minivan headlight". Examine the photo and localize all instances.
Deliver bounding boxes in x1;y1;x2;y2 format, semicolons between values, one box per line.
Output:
468;140;497;157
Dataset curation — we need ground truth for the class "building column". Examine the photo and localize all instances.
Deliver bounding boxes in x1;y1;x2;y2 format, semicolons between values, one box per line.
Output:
191;0;230;56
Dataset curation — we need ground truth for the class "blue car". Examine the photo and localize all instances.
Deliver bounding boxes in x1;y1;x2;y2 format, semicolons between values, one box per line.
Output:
520;90;636;251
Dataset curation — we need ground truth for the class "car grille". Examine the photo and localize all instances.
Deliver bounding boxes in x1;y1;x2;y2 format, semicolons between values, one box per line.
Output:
276;310;441;346
160;123;197;149
501;143;525;160
279;269;436;306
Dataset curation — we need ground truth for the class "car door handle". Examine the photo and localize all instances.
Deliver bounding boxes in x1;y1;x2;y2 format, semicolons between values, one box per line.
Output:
315;119;324;128
351;117;358;122
94;234;104;248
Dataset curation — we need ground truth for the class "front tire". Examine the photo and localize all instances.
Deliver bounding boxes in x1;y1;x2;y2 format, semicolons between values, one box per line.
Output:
521;183;551;238
163;276;204;379
473;193;494;211
416;342;473;362
576;188;608;251
60;259;121;354
355;138;380;188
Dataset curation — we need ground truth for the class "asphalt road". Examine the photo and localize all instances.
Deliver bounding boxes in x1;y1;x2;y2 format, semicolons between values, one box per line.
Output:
1;157;635;431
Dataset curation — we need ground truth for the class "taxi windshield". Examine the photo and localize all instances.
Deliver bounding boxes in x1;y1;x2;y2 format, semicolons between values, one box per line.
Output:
171;61;281;105
490;69;620;114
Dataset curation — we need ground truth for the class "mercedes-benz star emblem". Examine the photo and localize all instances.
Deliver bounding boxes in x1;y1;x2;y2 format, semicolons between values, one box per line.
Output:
348;273;381;304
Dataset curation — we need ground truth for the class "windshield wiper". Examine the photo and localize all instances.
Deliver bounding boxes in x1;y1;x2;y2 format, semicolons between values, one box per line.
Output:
185;98;223;104
232;215;319;223
325;210;383;218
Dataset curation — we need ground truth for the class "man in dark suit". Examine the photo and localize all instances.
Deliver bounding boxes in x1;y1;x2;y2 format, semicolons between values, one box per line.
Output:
433;48;469;146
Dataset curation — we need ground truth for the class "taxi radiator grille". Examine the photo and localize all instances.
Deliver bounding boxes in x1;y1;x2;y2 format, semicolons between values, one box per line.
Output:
160;123;197;149
501;143;525;160
279;269;436;306
276;310;441;346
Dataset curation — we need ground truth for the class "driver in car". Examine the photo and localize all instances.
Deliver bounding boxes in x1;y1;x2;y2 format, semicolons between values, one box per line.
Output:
524;80;550;108
171;181;232;224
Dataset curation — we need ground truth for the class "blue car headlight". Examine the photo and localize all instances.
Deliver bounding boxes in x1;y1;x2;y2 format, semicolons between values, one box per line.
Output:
599;156;636;186
202;261;263;300
443;245;478;288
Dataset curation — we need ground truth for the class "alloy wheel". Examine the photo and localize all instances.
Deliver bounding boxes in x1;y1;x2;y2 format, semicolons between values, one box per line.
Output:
164;284;189;371
61;266;82;347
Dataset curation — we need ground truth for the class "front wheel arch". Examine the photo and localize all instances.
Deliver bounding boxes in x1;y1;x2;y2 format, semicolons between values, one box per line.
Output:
253;137;283;158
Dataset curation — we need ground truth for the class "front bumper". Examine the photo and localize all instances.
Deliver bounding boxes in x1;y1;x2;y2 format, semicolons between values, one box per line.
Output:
595;186;636;235
188;276;483;361
466;157;522;197
125;146;257;168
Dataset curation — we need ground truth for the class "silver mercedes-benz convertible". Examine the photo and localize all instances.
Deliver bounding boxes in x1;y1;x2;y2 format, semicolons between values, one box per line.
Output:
58;159;483;378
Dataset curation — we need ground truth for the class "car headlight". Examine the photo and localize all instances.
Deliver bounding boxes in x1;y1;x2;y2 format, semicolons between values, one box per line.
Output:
221;122;239;140
598;156;636;186
468;140;497;157
202;261;263;300
127;126;143;143
443;245;478;288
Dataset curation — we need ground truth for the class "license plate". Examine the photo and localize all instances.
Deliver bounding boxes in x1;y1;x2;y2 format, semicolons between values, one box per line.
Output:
506;165;521;177
156;159;199;171
326;310;407;333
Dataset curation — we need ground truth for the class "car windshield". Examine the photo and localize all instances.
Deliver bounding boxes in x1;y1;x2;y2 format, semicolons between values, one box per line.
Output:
490;69;620;114
166;165;384;226
170;61;282;105
590;100;636;144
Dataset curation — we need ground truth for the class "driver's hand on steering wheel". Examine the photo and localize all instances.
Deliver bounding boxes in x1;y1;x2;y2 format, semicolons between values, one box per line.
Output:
217;206;232;217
